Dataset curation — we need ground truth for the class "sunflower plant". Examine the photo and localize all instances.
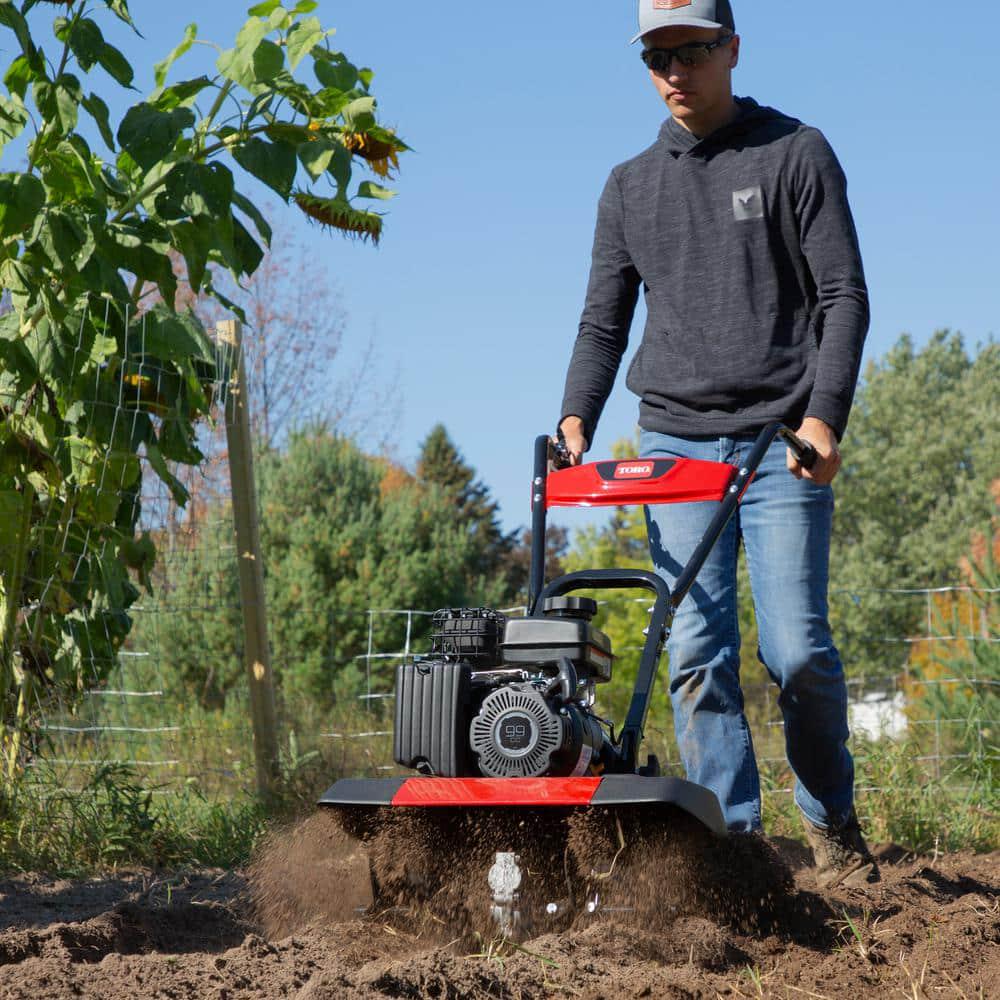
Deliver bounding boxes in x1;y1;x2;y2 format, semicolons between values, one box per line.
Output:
0;0;407;781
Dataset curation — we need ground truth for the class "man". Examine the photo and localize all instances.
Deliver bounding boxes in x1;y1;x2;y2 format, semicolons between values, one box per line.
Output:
558;0;877;888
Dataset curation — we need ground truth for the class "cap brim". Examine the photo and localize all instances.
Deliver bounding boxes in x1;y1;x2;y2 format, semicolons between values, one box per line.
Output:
630;18;724;44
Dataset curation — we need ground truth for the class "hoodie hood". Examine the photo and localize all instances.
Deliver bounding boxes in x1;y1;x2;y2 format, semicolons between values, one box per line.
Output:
660;97;799;156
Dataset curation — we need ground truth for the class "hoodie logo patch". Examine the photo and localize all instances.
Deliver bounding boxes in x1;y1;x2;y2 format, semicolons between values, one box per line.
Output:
733;186;765;222
654;0;692;9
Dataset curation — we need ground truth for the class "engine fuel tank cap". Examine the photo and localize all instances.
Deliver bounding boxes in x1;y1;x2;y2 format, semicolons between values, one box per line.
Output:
542;596;599;622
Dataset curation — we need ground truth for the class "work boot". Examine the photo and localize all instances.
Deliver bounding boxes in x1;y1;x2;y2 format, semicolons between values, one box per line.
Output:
803;809;880;889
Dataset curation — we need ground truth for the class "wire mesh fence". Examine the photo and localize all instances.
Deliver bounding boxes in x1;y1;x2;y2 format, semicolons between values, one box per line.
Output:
2;306;995;813
24;581;995;806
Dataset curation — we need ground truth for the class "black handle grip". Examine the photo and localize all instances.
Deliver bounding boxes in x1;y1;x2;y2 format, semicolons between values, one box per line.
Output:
779;428;818;470
549;430;572;471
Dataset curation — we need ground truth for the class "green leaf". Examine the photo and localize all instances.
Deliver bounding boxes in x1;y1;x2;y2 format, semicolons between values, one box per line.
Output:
285;16;326;71
40;139;104;204
0;256;35;300
0;173;45;238
120;532;156;590
297;136;335;180
169;219;210;292
81;92;115;151
78;253;130;303
0;328;35;386
33;209;88;270
34;74;83;135
357;180;396;201
159;418;203;464
56;16;102;69
101;0;136;30
129;306;215;364
232;189;272;245
151;75;213;111
63;435;98;483
117;103;194;170
40;150;90;201
144;441;188;506
253;38;284;81
232;136;297;200
358;67;374;88
263;121;312;144
342;95;376;130
3;56;34;99
154;22;197;88
97;41;134;87
247;0;281;15
215;48;252;90
217;17;271;88
53;15;132;83
0;94;28;152
314;56;357;93
102;219;171;286
291;0;319;13
0;3;36;62
159;160;234;219
325;140;352;190
231;216;264;278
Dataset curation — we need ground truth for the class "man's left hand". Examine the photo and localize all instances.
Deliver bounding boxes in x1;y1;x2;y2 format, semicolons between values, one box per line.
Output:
788;417;842;485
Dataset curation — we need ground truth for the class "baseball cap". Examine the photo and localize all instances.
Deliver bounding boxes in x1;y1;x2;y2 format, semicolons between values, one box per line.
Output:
631;0;736;45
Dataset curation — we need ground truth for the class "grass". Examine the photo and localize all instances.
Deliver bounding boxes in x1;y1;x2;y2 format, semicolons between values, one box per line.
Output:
0;693;394;875
759;734;1000;853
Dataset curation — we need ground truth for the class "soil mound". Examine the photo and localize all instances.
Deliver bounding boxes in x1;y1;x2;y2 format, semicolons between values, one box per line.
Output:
0;836;996;998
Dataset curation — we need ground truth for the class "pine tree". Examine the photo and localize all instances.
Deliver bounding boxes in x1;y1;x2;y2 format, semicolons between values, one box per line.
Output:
142;431;493;707
417;424;519;604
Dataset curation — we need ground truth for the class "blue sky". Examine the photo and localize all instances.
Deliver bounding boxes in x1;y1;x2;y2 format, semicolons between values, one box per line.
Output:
28;2;1000;532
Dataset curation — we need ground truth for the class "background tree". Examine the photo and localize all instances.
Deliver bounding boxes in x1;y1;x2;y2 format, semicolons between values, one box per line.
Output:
188;227;397;453
830;331;1000;673
140;430;493;707
417;424;519;604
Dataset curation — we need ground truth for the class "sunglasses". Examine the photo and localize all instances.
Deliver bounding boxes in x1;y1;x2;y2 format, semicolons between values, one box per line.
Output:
640;34;734;73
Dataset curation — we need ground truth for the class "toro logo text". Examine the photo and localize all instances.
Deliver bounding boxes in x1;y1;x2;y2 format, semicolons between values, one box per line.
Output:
613;462;656;480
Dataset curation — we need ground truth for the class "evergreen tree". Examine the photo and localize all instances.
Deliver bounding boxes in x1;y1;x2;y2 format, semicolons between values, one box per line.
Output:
141;431;491;707
417;424;519;604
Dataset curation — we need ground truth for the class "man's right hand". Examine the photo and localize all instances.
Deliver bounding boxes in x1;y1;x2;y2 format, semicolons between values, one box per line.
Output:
558;416;588;467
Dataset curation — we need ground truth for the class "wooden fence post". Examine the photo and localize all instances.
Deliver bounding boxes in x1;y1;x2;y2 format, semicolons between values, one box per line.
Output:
217;319;280;800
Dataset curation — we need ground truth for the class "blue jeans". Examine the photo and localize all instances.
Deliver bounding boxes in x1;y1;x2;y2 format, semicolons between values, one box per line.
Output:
640;429;854;834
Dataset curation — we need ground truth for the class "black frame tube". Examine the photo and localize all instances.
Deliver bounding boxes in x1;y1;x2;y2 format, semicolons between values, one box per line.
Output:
669;422;816;610
527;434;551;614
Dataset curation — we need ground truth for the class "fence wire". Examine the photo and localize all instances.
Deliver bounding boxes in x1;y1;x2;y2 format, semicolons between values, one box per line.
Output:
2;310;995;805
16;545;999;801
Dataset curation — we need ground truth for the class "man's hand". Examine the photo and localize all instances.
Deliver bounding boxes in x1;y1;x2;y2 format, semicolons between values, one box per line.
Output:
788;417;842;485
558;416;588;467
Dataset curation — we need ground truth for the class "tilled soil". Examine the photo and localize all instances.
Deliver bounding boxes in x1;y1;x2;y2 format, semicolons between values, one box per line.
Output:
0;809;996;999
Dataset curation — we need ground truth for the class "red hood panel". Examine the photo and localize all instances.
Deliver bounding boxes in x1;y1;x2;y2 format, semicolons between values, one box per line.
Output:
546;457;737;510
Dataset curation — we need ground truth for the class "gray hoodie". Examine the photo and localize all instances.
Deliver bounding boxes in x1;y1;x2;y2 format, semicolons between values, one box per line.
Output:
561;98;869;443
